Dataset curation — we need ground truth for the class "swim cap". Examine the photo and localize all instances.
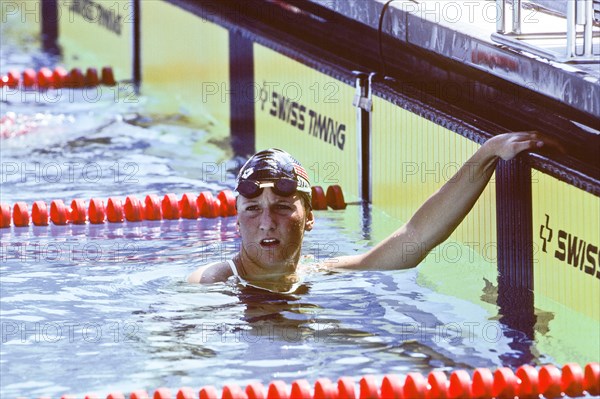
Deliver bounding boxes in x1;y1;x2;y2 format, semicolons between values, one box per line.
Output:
235;148;311;198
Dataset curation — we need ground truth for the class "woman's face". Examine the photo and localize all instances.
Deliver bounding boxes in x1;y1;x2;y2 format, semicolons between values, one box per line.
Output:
236;187;314;276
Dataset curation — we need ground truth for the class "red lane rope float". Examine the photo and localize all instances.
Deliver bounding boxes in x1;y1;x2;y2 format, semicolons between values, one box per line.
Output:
337;377;356;399
162;194;180;220
245;382;266;399
217;189;237;217
125;196;144;222
154;387;171;399
198;191;220;218
107;197;124;223
52;66;68;88
50;200;69;225
179;192;200;219
493;367;517;399
267;380;288;399
129;390;149;399
144;194;162;221
360;375;380;399
6;70;20;87
32;201;49;226
101;66;116;86
426;371;448;399
311;186;327;210
516;364;539;399
381;375;403;399
222;384;246;399
176;387;194;399
472;368;493;399
13;201;29;227
539;364;562;399
70;199;87;224
85;67;100;87
199;385;219;399
561;363;585;397
37;67;53;88
314;378;336;399
326;184;346;210
404;372;428;399
22;68;36;87
89;198;106;224
585;362;600;395
0;203;11;228
290;380;311;399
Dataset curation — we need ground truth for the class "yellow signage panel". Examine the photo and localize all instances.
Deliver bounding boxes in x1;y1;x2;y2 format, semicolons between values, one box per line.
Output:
1;0;40;38
371;97;496;255
141;1;230;140
58;0;133;80
532;172;600;320
371;96;498;311
254;44;359;200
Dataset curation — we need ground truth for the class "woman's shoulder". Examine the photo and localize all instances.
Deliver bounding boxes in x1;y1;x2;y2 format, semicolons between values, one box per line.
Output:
187;261;234;284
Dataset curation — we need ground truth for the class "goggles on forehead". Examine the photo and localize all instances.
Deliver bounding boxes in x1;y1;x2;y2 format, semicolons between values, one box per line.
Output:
236;178;300;199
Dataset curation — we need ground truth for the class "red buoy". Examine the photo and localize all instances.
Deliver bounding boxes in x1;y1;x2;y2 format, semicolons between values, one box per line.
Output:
162;193;180;220
107;197;124;223
0;203;10;228
50;200;69;225
13;202;30;227
311;186;327;210
32;201;49;226
124;195;144;222
70;199;87;224
88;198;106;224
144;194;162;220
101;66;116;86
326;184;346;210
37;67;54;88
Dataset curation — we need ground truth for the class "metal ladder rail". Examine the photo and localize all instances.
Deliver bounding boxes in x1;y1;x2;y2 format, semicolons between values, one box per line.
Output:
493;0;599;62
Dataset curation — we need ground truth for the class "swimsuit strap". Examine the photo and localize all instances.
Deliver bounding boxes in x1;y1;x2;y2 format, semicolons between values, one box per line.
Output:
227;258;303;294
226;259;239;277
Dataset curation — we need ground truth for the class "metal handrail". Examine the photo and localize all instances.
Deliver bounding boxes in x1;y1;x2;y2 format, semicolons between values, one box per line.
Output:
493;0;599;62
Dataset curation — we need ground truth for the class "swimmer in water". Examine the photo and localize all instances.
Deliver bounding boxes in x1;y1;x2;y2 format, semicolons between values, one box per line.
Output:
188;132;548;292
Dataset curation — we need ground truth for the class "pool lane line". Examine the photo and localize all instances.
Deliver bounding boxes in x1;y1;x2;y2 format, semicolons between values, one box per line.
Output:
0;66;116;91
0;185;348;228
51;362;600;399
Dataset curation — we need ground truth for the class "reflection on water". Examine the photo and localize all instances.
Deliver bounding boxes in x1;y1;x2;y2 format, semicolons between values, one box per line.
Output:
1;211;554;398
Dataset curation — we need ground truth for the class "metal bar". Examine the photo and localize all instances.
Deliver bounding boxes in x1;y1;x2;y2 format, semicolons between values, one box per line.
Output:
133;0;141;87
584;0;594;56
41;0;59;54
491;32;560;60
229;32;256;157
354;73;373;203
497;0;506;33
513;0;522;34
567;0;577;57
576;0;587;24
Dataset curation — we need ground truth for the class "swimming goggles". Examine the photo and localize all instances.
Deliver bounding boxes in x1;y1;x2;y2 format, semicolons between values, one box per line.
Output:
236;178;299;199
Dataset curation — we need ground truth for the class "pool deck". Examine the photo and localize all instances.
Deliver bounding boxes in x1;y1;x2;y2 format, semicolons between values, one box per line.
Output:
308;0;600;122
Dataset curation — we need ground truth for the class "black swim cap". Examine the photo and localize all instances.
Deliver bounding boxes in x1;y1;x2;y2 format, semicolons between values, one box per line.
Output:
235;148;311;198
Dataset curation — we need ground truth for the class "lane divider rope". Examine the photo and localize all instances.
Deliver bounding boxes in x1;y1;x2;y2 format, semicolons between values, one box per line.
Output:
0;66;116;89
0;185;347;228
34;362;600;399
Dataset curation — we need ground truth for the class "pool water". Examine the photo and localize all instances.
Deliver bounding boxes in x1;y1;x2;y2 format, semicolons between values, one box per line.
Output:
0;11;581;399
